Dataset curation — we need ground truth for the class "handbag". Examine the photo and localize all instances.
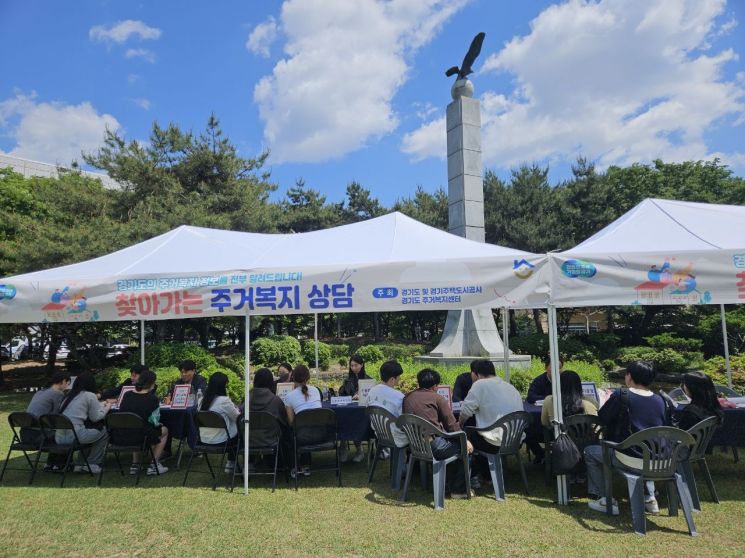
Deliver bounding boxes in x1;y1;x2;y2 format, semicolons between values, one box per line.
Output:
551;423;582;475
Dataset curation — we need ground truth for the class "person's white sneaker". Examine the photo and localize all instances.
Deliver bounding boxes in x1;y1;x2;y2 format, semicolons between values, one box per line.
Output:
645;497;660;514
74;463;102;474
224;460;236;474
379;448;390;460
352;447;365;463
588;497;619;515
146;462;168;475
129;464;142;475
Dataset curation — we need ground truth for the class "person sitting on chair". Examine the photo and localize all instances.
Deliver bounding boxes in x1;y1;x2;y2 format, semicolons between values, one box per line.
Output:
403;368;473;499
459;360;522;484
23;371;71;471
285;365;322;478
338;354;370;463
163;359;208;457
585;361;669;515
367;360;408;449
199;372;241;474
541;370;598;426
673;372;724;431
118;369;169;476
525;357;562;464
100;364;147;400
57;372;112;474
452;360;479;402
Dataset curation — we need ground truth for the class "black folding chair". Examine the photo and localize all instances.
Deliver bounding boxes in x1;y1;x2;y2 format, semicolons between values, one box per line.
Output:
465;411;531;501
0;412;43;484
292;409;340;491
38;414;96;487
366;406;408;491
681;416;722;510
182;410;233;490
101;412;160;487
397;414;471;510
231;412;285;493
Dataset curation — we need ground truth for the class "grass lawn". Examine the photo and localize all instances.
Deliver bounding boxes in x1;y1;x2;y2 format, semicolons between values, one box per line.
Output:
0;392;744;557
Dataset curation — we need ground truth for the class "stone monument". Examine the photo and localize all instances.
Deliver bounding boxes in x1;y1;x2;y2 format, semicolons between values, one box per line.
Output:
422;33;530;369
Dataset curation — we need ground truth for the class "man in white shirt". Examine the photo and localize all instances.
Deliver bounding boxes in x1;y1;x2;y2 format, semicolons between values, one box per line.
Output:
459;359;523;481
367;361;408;448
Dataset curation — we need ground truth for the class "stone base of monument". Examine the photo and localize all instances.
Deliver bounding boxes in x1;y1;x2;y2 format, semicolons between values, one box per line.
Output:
414;354;532;370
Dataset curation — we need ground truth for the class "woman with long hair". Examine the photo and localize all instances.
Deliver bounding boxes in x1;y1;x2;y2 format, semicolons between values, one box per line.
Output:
199;372;241;472
338;354;370;463
284;365;322;478
541;370;598;426
277;362;293;386
57;371;111;473
675;372;725;430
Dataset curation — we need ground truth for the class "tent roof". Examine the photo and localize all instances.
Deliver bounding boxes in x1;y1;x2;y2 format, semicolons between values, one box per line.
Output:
565;198;745;255
4;211;532;281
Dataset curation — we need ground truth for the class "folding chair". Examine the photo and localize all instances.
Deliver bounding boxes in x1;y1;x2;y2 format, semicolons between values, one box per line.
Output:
397;414;471;510
39;414;96;488
366;406;408;491
292;408;340;491
182;411;233;490
602;426;697;536
466;411;531;501
681;416;721;510
231;412;285;492
101;412;161;487
0;412;43;484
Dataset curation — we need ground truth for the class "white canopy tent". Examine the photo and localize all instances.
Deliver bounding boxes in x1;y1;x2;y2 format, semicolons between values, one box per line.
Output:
544;198;745;503
0;211;549;494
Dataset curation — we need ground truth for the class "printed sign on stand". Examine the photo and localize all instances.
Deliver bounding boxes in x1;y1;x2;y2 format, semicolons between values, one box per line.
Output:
437;385;453;410
171;384;191;409
357;379;376;406
330;396;353;406
275;382;294;404
114;385;136;409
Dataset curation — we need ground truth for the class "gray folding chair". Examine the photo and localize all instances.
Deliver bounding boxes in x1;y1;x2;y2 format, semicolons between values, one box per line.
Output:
681;416;721;510
366;406;408;491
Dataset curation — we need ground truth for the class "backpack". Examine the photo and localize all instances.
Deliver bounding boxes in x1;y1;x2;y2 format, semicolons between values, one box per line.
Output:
609;387;631;442
551;424;582;475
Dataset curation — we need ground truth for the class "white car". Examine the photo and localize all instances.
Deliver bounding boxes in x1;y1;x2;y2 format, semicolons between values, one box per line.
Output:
43;343;70;360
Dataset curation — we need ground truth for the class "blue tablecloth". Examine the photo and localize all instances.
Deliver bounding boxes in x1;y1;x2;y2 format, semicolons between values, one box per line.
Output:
160;406;198;449
712;408;745;447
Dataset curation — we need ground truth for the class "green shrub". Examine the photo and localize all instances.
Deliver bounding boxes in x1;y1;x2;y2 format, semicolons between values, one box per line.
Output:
645;333;703;352
301;340;331;370
585;332;620;360
327;343;351;360
601;359;616;372
250;335;301;366
355;345;384;364
509;334;549;358
95;367;130;391
375;343;427;360
703;355;745;393
127;342;218;371
216;354;246;378
616;346;657;366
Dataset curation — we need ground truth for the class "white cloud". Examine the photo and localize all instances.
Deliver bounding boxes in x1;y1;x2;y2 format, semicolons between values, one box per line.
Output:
89;20;162;44
125;48;156;63
254;0;469;163
246;17;278;58
0;93;120;164
403;0;745;171
131;98;151;110
127;74;141;84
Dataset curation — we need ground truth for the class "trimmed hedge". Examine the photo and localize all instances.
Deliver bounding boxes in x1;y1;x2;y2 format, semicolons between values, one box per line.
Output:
127;342;218;371
703;354;745;393
302;340;331;370
250;335;301;367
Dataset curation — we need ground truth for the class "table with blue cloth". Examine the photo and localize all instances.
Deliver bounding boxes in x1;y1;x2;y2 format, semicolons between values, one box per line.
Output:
711;408;745;447
159;406;198;449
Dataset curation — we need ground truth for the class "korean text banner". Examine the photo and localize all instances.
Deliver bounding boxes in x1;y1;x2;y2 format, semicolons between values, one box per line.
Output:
549;251;745;308
0;258;549;323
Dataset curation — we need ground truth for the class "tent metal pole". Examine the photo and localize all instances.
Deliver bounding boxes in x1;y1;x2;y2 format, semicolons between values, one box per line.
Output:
140;320;145;365
502;308;510;382
314;313;319;380
548;305;568;505
244;312;250;495
721;304;732;389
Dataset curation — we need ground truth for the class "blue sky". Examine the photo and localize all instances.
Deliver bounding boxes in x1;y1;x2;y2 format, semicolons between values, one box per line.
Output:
1;0;744;206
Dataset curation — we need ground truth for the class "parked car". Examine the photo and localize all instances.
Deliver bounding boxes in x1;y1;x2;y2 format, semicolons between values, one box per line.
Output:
43;343;70;360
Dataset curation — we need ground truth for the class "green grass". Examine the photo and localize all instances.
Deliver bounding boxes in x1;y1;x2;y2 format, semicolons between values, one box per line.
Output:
0;392;744;557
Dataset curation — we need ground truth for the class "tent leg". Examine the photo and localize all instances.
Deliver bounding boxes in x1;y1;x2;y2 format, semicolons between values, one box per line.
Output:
140;320;145;365
314;313;319;380
244;312;251;496
721;304;732;390
502;308;510;383
548;305;568;505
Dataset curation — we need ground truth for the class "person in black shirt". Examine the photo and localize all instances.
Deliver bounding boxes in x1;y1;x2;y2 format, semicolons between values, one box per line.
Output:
118;369;169;475
452;360;479;402
526;358;561;404
673;371;724;431
338;354;370;463
101;364;147;400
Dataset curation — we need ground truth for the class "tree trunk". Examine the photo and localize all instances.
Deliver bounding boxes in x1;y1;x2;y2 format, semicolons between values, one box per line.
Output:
509;309;518;336
532;309;544;334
